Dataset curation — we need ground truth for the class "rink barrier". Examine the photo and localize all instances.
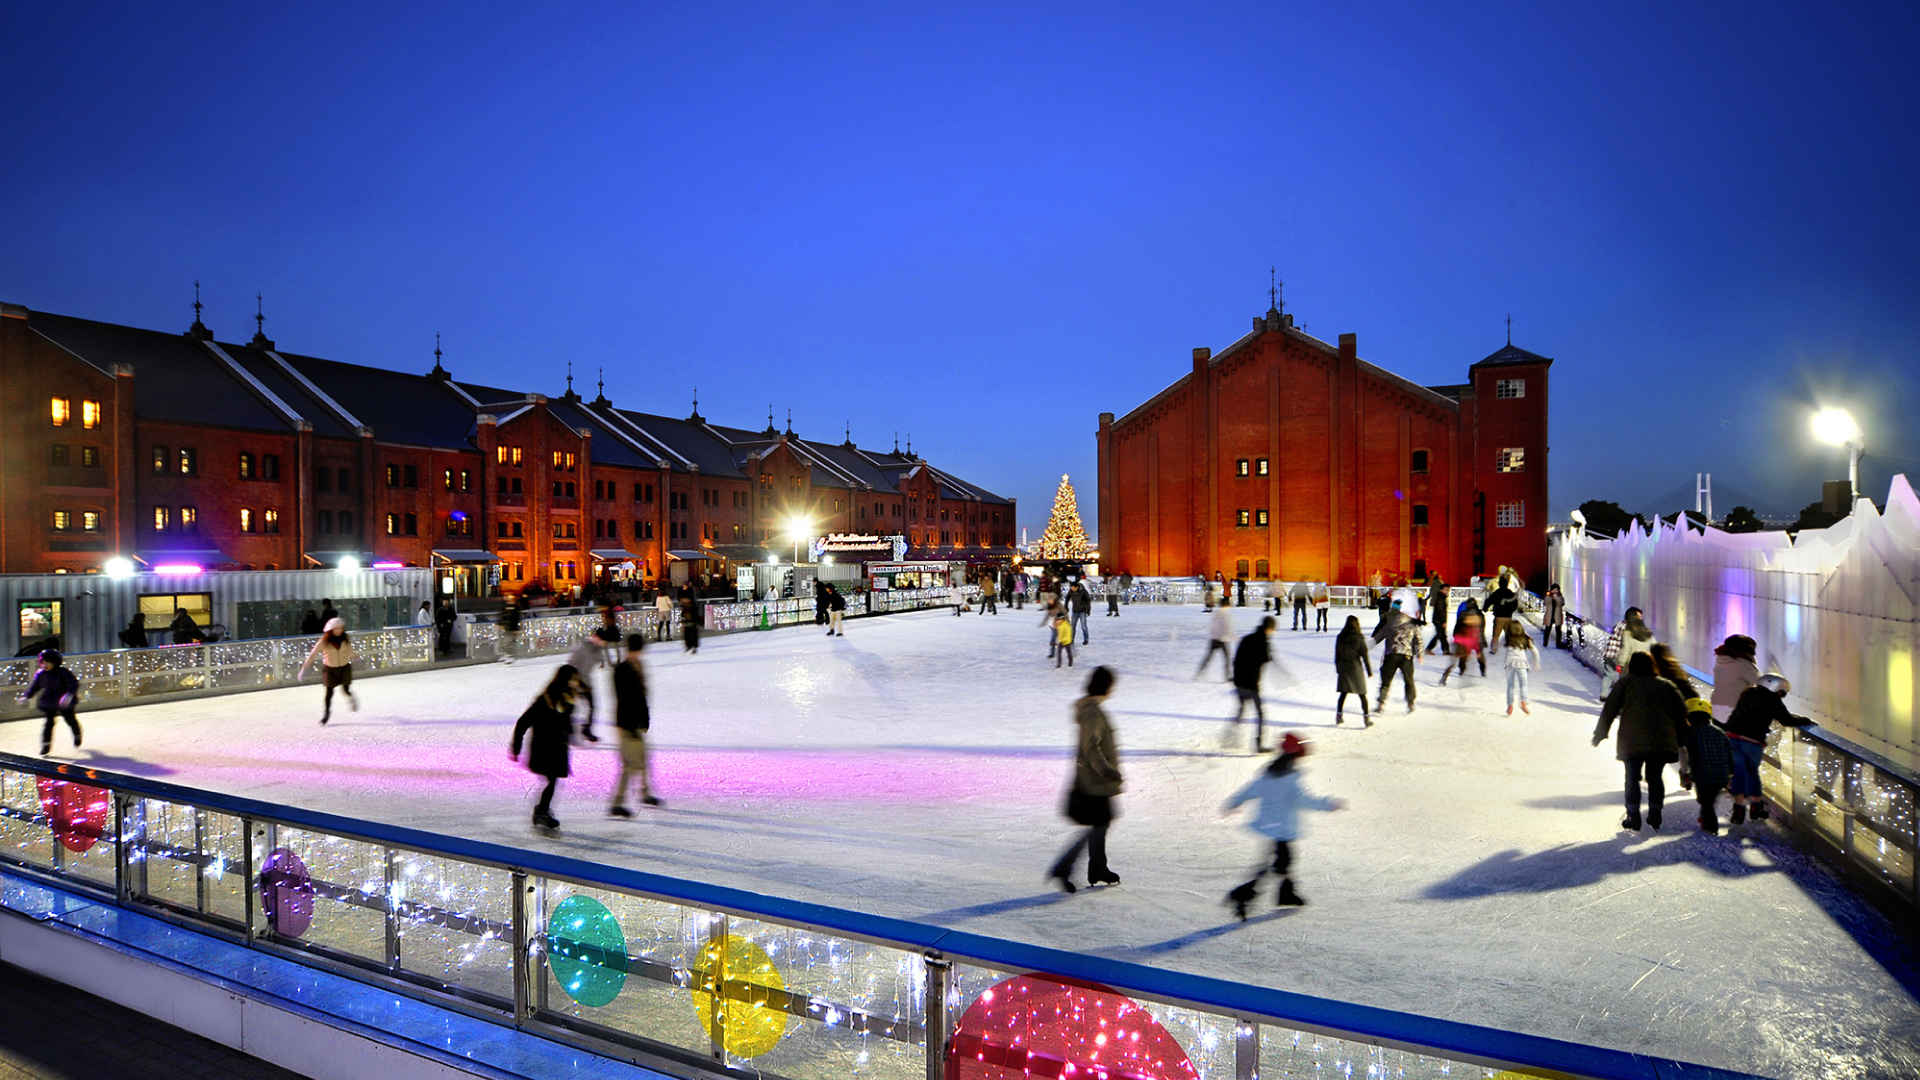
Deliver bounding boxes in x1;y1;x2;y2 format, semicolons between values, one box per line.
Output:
0;626;437;723
0;755;1765;1080
1557;615;1917;908
701;586;980;633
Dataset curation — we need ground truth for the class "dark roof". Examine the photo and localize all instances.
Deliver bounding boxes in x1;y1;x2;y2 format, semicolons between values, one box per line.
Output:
549;400;655;469
219;344;358;439
1473;343;1553;368
453;380;528;408
280;352;480;447
800;442;903;494
28;313;296;431
1426;383;1472;401
614;411;746;477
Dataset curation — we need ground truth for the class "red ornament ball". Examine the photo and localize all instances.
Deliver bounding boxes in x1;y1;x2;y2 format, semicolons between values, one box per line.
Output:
947;974;1199;1080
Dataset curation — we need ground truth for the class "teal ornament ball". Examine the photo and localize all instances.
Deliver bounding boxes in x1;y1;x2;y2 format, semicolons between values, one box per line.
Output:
546;895;627;1007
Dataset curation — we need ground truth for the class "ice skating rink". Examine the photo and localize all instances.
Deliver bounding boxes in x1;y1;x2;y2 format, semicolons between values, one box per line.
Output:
26;605;1919;1079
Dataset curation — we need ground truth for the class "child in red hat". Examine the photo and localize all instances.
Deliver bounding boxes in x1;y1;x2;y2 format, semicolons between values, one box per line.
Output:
1222;733;1345;917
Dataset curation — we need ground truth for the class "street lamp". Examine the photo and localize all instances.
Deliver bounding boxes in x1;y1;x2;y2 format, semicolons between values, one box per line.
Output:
784;515;811;566
1811;407;1864;498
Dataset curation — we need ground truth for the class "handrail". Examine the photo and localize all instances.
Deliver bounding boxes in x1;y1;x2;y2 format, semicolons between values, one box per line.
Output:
0;751;1763;1080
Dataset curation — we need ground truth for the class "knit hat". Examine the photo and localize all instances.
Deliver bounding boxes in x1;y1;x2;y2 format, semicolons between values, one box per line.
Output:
1280;732;1307;757
38;649;62;667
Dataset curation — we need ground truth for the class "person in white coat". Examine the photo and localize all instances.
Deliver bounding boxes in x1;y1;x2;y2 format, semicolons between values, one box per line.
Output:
297;618;356;725
1196;603;1233;680
1222;733;1345;916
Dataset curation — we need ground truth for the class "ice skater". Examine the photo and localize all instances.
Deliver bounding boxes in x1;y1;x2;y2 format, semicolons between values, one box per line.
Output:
1501;622;1541;715
1440;598;1486;684
564;633;607;742
1682;697;1732;834
1223;733;1344;917
1371;601;1421;714
1104;578;1119;616
1719;672;1811;824
827;584;847;634
679;594;700;653
1049;666;1122;892
1333;616;1372;727
1592;652;1686;831
297;618;356;724
608;634;661;816
19;649;82;756
1423;575;1451;655
1196;602;1232;680
512;665;580;830
1231;617;1279;752
1053;612;1075;668
1069;582;1092;643
1597;607;1653;701
1312;584;1329;632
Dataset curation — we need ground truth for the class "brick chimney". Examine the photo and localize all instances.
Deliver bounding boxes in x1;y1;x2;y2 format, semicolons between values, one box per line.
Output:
1338;333;1356;359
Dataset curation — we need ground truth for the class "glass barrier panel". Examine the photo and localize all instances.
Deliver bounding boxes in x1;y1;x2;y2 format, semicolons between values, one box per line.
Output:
394;852;515;1004
1850;816;1916;899
714;915;926;1080
536;881;714;1058
263;827;389;964
947;964;1237;1080
1258;1024;1506;1080
52;779;116;888
135;798;203;912
0;769;55;871
205;811;250;924
211;665;273;690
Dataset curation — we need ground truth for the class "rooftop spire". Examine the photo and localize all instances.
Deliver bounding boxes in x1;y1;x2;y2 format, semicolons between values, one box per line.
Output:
250;293;274;349
1506;313;1513;345
785;407;793;437
592;366;610;408
185;280;211;340
429;332;448;378
565;361;574;395
690;387;702;422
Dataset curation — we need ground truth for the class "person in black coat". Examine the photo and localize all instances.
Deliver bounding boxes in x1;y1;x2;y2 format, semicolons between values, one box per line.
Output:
119;612;150;650
435;600;457;655
1423;576;1450;655
608;635;661;816
1592;652;1687;831
19;649;82;756
512;666;580;829
1333;616;1373;728
1231;617;1278;752
1719;674;1811;824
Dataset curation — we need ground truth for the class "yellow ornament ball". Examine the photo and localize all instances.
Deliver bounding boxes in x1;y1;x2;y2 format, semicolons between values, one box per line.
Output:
690;934;790;1058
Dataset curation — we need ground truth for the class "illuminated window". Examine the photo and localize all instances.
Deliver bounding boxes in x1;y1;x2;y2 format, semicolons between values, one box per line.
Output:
1236;459;1250;477
459;469;471;492
154;506;170;530
1496;378;1526;399
81;512;100;532
387;513;400;535
496;446;508;465
1496;501;1525;528
239;452;256;479
179;448;197;475
181;507;197;531
50;398;70;426
240;508;255;533
51;510;71;531
81;446;101;468
1496;447;1525;473
1235;559;1249;578
1255;559;1269;579
153;445;168;473
1255;508;1269;527
511;447;523;466
386;464;400;486
81;400;101;429
1413;504;1430;526
263;509;280;534
1236;508;1250;527
1256;458;1269;476
1411;449;1429;474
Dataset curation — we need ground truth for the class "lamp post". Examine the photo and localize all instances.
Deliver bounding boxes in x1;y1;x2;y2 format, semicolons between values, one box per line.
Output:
1811;407;1864;499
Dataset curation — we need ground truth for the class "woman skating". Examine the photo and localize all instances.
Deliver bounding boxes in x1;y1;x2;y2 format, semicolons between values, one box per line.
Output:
1333;616;1372;727
1223;733;1344;917
512;665;580;830
297;618;356;724
1440;598;1486;684
1592;652;1687;831
1709;635;1761;722
1049;666;1122;892
1501;621;1541;715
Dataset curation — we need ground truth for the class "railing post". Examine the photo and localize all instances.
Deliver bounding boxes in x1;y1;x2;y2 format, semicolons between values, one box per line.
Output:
1235;1019;1259;1080
242;816;258;941
113;792;133;905
384;847;401;972
194;808;209;914
511;870;531;1023
707;911;729;1064
924;953;950;1080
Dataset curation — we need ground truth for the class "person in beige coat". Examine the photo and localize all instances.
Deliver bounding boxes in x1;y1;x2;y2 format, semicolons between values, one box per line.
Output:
1049;666;1123;893
297;618;356;725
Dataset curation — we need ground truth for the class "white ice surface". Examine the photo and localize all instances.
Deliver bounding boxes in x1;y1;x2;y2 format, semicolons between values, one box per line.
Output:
27;605;1920;1079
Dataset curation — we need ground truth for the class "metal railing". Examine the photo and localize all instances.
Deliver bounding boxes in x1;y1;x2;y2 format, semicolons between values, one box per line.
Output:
1557;613;1917;908
0;753;1753;1080
0;628;436;722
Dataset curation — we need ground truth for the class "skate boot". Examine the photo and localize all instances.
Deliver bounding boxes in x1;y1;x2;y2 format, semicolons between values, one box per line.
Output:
1750;801;1770;821
1089;871;1120;886
1729;802;1747;825
1276;879;1306;907
1647;808;1662;830
1698;810;1720;835
1621;811;1643;832
1227;882;1257;921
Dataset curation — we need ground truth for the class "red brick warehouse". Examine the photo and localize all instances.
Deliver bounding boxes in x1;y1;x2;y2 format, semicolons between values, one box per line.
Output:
1096;301;1551;588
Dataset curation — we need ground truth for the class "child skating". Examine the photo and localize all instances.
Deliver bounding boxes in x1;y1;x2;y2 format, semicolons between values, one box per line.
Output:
1502;621;1541;715
19;649;82;756
1222;733;1345;917
297;618;356;724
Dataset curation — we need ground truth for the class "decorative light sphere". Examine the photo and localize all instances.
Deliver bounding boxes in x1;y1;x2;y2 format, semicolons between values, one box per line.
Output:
1811;407;1861;447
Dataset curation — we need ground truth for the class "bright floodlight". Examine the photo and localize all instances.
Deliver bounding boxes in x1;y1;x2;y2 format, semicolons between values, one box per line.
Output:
103;557;135;578
784;516;809;540
337;555;361;572
1811;407;1861;447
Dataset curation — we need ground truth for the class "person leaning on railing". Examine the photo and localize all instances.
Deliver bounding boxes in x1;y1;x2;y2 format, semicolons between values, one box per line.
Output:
1717;673;1811;825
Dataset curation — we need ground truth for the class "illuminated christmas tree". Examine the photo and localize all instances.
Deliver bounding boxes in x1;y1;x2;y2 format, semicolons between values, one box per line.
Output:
1035;474;1091;560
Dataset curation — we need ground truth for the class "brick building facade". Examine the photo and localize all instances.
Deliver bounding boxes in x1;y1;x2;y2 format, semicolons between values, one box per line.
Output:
0;301;1015;592
1096;305;1550;587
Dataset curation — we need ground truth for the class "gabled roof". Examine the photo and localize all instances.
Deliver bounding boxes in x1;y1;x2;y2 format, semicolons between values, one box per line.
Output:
613;411;746;477
1473;343;1553;368
280;351;480;447
27;312;298;431
219;343;358;438
548;400;655;469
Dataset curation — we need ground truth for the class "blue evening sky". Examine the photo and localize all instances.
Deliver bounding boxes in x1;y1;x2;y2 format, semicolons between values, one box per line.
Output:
4;3;1915;536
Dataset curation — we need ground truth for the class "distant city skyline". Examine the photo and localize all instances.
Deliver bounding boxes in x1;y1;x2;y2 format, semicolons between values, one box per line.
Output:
3;4;1915;540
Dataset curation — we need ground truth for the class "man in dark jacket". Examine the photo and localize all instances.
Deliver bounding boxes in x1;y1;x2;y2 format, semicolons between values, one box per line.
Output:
1593;652;1687;831
1486;584;1520;655
608;634;660;816
1069;582;1093;644
1423;576;1451;655
299;609;323;636
1231;617;1278;752
435;600;457;654
170;608;205;645
20;649;82;756
1372;604;1423;713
